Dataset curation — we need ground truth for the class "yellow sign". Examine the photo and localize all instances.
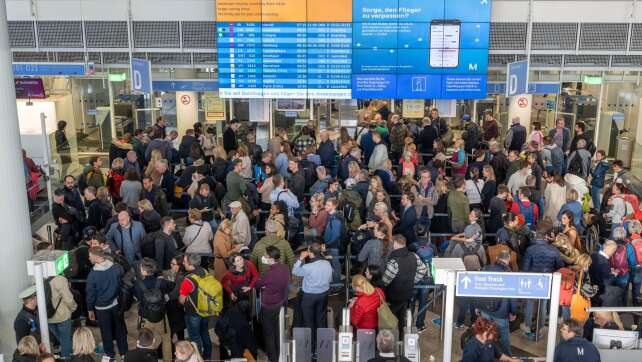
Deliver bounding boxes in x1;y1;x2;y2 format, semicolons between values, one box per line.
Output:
402;100;425;119
204;94;226;121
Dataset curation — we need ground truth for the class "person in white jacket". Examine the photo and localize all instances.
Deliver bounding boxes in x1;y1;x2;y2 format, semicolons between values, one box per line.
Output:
368;131;389;172
183;208;213;254
230;200;251;246
607;183;628;235
543;172;567;223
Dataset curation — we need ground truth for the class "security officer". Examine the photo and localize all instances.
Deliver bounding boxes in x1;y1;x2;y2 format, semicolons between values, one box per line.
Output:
14;286;39;343
554;318;600;362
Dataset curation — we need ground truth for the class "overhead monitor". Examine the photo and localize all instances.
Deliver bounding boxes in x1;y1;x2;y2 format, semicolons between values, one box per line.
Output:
215;0;491;99
15;78;46;99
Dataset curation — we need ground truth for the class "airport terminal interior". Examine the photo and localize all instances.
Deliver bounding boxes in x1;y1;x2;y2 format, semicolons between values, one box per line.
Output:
3;0;642;361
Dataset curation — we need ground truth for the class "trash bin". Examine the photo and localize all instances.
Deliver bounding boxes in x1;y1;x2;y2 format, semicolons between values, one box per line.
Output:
617;134;635;169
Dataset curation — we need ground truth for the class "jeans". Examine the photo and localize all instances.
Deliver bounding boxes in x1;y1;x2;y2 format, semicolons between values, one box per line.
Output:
326;248;341;288
185;314;212;359
611;223;622;239
561;306;570;321
260;305;282;362
524;299;547;330
456;297;476;326
49;319;73;358
209;218;219;234
300;292;328;353
481;312;511;355
411;287;431;328
591;186;603;212
96;306;128;358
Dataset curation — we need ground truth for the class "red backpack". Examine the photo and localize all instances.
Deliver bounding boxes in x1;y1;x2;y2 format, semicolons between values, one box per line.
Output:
610;244;630;277
558;267;576;306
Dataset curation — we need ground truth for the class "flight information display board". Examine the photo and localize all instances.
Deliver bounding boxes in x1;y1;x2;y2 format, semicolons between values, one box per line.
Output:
216;0;490;99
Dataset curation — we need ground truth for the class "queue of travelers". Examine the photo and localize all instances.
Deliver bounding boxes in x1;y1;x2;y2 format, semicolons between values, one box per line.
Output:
15;106;642;362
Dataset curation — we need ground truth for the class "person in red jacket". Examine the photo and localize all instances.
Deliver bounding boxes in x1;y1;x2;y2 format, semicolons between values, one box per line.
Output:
221;253;259;303
349;275;385;330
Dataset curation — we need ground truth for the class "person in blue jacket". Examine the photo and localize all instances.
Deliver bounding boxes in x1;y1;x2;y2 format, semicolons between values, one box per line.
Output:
590;150;610;212
323;197;344;291
554;319;600;362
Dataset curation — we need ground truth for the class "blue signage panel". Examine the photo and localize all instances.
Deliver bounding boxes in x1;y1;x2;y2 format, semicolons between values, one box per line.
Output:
506;60;529;97
12;63;86;76
456;271;552;299
130;58;152;94
217;0;491;99
152;80;219;92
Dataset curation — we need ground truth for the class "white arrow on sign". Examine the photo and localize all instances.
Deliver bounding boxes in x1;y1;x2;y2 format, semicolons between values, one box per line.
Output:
461;275;472;289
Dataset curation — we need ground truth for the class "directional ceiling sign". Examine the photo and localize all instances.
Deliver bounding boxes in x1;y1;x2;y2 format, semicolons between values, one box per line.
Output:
456;271;552;299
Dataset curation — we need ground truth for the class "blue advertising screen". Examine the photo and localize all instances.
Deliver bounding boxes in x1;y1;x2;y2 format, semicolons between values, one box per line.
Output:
216;0;491;99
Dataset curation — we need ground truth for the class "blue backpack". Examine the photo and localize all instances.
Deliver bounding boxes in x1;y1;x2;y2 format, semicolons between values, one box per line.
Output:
516;198;536;229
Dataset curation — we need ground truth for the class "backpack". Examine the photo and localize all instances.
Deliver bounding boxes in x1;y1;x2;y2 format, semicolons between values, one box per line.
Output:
615;194;638;217
299;160;317;190
138;278;166;323
558;267;577;307
632;239;642;265
567;153;584;176
187;271;223;317
64;244;89;279
461;242;483;271
586;140;596;156
44;277;63;317
610;244;630;277
338;189;363;230
515;198;536;229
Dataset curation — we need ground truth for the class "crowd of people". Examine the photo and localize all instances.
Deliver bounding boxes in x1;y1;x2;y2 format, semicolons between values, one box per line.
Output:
14;103;642;361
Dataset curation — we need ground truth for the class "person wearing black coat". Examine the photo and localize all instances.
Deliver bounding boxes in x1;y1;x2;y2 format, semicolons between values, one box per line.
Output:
223;119;240;153
317;131;337;177
178;131;198;162
589;240;617;305
419;121;439;164
393;192;417;246
84;188;111;231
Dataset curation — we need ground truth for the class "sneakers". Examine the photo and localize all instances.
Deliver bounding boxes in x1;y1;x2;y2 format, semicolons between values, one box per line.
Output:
454;323;465;329
519;323;531;334
431;318;442;327
417;325;428;333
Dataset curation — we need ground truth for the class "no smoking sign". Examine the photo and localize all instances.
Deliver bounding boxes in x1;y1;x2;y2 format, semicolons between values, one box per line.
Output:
518;97;529;108
180;94;191;105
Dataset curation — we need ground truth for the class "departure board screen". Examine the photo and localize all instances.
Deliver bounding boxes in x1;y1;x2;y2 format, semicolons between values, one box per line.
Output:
216;0;491;99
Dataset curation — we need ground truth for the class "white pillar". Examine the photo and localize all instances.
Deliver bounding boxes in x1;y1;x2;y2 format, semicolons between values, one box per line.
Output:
0;0;37;354
176;91;198;137
508;94;533;132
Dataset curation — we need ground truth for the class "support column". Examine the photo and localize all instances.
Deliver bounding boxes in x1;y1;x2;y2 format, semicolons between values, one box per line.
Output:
0;0;37;354
508;94;533;132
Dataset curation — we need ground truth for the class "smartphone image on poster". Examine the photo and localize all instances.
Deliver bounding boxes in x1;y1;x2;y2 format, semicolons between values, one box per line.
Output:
430;20;461;68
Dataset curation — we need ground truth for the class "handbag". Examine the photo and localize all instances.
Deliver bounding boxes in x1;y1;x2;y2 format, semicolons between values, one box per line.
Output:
376;289;398;330
570;271;591;322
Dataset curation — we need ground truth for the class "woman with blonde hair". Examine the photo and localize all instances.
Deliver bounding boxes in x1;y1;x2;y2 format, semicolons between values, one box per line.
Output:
69;327;96;362
14;335;40;362
174;340;204;362
373;202;393;241
107;157;125;202
349;274;385;330
138;198;161;233
145;148;163;184
211;145;229;182
213;219;242;281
